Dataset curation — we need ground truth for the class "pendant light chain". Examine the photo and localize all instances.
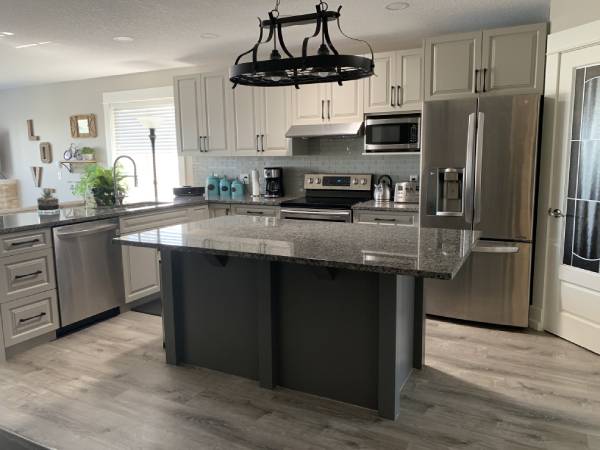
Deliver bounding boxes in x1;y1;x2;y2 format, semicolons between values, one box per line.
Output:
271;0;280;18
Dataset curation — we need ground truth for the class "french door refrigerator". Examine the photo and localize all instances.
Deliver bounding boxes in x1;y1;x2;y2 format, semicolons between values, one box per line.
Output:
420;94;540;327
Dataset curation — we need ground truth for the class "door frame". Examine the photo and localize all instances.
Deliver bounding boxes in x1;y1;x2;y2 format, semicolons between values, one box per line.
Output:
531;19;600;330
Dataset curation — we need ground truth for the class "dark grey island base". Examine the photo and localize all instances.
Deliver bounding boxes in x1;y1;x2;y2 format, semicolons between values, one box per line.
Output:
116;217;475;420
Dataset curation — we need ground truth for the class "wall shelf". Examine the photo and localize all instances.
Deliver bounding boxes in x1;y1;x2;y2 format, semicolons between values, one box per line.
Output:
59;160;97;173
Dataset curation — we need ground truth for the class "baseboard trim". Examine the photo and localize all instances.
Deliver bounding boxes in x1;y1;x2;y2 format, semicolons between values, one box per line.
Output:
528;305;544;331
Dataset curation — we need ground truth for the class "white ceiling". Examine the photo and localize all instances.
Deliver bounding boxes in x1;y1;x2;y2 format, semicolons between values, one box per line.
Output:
0;0;550;90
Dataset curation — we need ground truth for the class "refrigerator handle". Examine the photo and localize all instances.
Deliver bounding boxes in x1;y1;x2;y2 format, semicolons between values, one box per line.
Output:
464;112;477;224
474;112;485;224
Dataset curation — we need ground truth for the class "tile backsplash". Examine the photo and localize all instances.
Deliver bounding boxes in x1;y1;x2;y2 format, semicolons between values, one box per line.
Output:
191;137;420;196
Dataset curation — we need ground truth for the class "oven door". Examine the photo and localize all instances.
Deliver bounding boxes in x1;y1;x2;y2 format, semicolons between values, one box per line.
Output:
364;116;420;153
280;209;352;223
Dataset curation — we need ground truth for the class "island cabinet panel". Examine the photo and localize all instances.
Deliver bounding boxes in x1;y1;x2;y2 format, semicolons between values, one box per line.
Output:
275;262;380;409
159;250;421;420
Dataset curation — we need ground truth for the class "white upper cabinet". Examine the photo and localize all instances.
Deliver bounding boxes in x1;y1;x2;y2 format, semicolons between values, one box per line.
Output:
260;87;291;155
364;49;423;113
329;80;364;122
291;83;328;125
174;71;233;155
396;49;424;110
200;72;233;155
424;31;482;101
291;80;363;125
424;23;546;101
174;75;202;154
481;23;546;95
232;85;262;155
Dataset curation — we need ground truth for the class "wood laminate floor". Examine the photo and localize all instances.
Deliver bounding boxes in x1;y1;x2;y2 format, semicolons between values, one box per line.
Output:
0;312;599;450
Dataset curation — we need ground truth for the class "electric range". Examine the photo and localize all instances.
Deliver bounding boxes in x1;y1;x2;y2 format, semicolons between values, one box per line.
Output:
280;173;372;223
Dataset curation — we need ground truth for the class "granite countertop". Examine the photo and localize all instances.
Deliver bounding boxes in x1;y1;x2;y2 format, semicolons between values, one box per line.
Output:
353;200;420;213
115;216;476;279
0;195;289;235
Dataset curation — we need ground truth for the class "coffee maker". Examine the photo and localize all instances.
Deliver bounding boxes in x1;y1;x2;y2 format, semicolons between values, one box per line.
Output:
264;167;283;198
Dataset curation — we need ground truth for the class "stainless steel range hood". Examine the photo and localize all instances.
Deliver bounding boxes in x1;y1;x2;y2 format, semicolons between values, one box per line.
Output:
285;122;363;139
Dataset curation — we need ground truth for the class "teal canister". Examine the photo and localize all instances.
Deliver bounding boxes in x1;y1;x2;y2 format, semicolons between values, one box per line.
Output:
219;177;231;200
230;179;245;200
206;175;220;200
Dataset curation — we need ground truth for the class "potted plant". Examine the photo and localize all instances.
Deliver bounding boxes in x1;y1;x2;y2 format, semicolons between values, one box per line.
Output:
71;164;127;207
80;147;95;161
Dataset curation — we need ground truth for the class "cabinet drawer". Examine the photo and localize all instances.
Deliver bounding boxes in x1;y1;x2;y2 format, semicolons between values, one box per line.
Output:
0;249;56;302
0;229;51;257
354;211;419;226
1;290;59;347
187;205;210;222
120;209;190;233
231;205;278;217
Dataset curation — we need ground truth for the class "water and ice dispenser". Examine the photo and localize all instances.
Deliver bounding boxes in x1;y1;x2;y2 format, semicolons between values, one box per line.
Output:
425;168;464;217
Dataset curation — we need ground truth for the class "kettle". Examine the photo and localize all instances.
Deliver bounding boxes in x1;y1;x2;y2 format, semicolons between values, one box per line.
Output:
373;175;393;202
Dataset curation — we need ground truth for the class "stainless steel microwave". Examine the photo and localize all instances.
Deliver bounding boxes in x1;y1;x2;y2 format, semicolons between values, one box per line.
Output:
364;114;421;154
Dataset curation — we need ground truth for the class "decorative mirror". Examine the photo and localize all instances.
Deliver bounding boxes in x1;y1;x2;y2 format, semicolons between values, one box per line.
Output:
70;114;97;138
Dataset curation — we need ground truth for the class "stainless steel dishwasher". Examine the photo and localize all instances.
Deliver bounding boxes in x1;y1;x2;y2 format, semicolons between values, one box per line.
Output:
53;219;125;327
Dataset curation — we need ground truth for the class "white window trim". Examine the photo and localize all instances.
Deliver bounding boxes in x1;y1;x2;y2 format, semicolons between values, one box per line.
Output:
102;86;188;186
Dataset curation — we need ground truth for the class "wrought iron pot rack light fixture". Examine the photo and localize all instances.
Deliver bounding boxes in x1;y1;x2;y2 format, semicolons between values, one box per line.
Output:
229;0;374;89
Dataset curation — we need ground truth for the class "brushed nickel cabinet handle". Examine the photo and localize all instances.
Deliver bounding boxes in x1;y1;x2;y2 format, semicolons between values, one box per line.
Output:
14;270;43;280
19;312;46;324
473;69;479;94
391;86;396;107
204;136;209;152
256;134;260;152
10;239;40;247
327;100;331;120
321;100;325;120
482;68;488;92
397;85;402;107
260;134;265;152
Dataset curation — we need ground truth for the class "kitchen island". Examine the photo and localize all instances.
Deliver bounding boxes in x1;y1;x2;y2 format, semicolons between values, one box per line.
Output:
115;216;475;420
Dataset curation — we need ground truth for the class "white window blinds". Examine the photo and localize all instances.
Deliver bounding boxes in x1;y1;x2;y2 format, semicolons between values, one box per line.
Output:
111;102;179;202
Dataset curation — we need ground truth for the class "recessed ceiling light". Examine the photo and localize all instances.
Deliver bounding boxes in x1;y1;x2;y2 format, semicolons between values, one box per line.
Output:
15;43;39;49
200;33;219;39
113;36;134;42
1;31;14;36
385;2;410;11
14;41;52;49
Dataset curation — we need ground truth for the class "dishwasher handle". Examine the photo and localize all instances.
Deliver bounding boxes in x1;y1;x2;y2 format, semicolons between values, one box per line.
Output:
55;223;119;239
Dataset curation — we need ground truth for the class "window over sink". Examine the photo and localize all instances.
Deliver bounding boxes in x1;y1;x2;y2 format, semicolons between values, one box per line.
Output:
104;86;183;203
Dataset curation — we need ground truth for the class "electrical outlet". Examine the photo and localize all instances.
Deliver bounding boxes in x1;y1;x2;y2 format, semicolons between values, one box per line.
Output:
240;173;250;184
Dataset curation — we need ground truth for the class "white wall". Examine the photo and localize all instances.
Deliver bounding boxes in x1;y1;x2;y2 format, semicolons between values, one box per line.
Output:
0;66;202;207
550;0;600;32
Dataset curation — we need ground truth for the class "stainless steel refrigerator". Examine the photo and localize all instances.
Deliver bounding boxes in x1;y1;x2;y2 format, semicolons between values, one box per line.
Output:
420;94;540;327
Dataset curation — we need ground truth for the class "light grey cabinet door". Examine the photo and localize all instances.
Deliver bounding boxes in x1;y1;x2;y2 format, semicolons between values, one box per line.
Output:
174;75;202;154
425;31;482;101
364;52;396;113
481;23;547;95
201;72;233;155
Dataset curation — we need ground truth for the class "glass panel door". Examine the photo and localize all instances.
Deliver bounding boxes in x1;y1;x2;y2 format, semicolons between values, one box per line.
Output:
563;64;600;274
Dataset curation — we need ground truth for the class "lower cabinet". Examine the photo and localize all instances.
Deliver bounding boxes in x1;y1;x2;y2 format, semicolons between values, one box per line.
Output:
119;207;207;304
231;205;279;218
353;210;419;226
209;204;231;218
1;289;59;347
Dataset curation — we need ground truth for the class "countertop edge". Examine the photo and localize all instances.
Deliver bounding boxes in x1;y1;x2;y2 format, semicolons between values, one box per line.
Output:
113;237;455;280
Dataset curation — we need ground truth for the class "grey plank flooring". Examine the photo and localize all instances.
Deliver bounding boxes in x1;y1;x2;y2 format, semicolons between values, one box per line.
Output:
0;312;599;450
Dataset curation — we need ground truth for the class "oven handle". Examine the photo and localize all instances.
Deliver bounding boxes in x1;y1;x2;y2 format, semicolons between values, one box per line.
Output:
365;117;420;126
281;209;352;222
